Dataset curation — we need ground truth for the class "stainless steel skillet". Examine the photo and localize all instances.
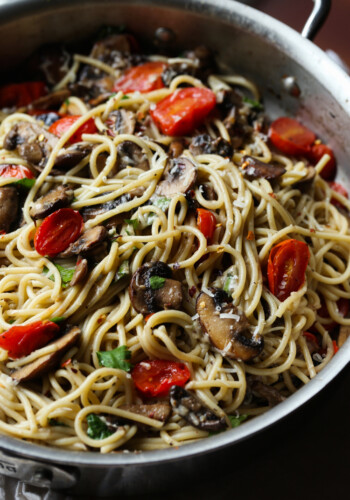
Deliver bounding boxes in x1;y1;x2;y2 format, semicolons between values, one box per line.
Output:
0;0;349;496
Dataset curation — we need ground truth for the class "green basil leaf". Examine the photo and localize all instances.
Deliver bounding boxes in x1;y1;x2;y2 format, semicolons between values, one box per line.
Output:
124;218;139;229
121;95;130;100
116;260;129;281
48;418;67;427
43;263;75;288
229;414;248;428
97;345;132;372
86;414;113;440
243;96;263;111
149;275;166;290
49;316;66;324
14;178;35;189
145;197;171;225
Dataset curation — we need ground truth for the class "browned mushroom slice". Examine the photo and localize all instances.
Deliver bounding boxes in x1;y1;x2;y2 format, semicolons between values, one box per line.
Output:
338;325;350;348
119;402;172;423
4;122;58;166
196;288;264;361
70;258;88;286
27;89;71;111
108;109;136;136
29;184;74;220
59;226;107;258
129;261;183;314
169;385;227;432
241;155;286;180
53;144;92;171
250;378;285;406
80;194;132;226
0;187;18;233
190;134;232;157
157;157;197;197
11;326;81;382
168;139;185;158
295;166;316;190
116;141;149;171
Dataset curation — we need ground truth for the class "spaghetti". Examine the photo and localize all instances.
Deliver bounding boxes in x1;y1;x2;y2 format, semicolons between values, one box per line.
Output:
0;31;349;453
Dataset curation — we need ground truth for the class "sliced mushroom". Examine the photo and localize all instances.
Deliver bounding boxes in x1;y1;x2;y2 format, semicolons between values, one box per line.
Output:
120;402;172;423
80;193;132;226
0;187;19;232
3;122;58;167
116;141;149;171
250;377;285;406
190;134;232;158
27;89;71;112
169;139;185;158
59;226;107;258
196;288;264;361
25;44;72;87
4;122;91;172
240;155;286;180
169;385;227;432
11;326;80;382
53;144;92;171
295;166;316;190
157;157;197;197
338;325;350;348
108;109;136;136
69;258;88;286
129;261;183;314
29;184;74;220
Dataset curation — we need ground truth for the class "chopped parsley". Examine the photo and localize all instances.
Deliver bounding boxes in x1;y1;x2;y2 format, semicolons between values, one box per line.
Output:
229;414;248;428
48;418;67;427
124;218;139;230
149;275;166;290
96;345;132;372
14;178;35;189
86;414;113;440
49;316;66;324
223;274;236;294
43;263;75;288
145;197;171;225
115;260;130;281
243;96;263;111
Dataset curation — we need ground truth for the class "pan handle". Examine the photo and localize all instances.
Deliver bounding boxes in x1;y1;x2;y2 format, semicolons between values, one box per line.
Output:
301;0;331;40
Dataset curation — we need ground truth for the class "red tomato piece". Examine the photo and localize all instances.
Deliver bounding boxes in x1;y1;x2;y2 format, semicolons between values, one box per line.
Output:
0;81;47;108
150;87;217;136
113;62;167;94
329;181;348;206
0;320;59;359
268;117;316;156
308;143;337;180
0;164;35;180
332;340;339;354
314;297;349;333
131;359;191;397
267;239;310;302
34;208;83;257
196;208;216;242
49;115;97;143
303;331;318;345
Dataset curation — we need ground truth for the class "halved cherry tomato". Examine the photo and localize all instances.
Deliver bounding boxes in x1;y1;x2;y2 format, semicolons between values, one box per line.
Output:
49;115;97;143
113;62;167;94
313;297;350;333
196;208;216;242
0;81;47;108
150;87;216;136
328;181;348;209
333;340;339;354
0;320;59;359
0;164;35;180
268;117;316;156
308;143;337;180
34;208;83;257
131;359;191;397
267;239;310;302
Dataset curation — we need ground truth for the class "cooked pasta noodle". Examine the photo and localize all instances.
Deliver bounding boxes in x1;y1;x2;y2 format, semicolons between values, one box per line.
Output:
0;31;349;453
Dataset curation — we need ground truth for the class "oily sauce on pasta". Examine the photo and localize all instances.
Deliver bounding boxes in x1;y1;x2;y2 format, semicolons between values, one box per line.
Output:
0;28;349;452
